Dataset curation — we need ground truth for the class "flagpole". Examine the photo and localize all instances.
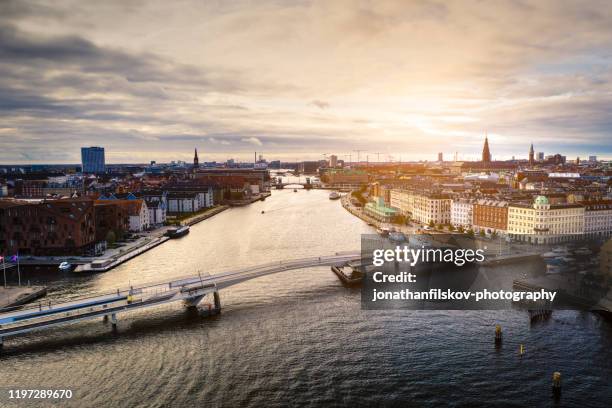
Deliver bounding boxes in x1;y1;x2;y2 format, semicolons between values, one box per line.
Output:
17;253;21;287
2;257;6;289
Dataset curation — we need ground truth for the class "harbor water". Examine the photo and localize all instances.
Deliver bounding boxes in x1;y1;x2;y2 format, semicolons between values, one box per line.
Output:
1;189;611;407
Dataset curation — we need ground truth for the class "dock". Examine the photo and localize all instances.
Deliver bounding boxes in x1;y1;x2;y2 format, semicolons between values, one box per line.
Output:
74;236;170;273
0;286;48;310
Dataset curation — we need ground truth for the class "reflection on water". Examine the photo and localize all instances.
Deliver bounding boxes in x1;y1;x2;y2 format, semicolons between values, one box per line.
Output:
1;189;611;408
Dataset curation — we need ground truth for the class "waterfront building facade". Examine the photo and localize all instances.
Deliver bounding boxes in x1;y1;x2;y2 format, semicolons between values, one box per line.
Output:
128;200;150;232
364;197;398;223
473;199;508;236
507;196;584;244
583;200;612;239
389;189;450;225
0;198;96;255
451;199;474;228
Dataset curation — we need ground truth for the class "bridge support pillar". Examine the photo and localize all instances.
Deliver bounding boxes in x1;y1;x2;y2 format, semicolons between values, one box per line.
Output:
213;291;221;313
110;313;117;330
0;336;3;351
184;295;205;310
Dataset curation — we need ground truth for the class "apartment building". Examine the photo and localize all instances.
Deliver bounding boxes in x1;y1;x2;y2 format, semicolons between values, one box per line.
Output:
507;196;584;244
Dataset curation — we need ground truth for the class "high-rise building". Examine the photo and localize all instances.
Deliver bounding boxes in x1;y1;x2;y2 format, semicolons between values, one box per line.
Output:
589;155;597;162
537;152;544;161
482;135;491;163
81;146;105;174
529;143;534;166
437;152;443;162
329;154;338;168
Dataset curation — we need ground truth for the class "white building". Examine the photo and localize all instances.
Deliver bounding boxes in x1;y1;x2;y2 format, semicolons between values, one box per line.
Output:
508;196;584;244
451;199;474;228
583;200;612;239
128;200;150;232
389;189;451;225
167;192;200;213
146;199;167;226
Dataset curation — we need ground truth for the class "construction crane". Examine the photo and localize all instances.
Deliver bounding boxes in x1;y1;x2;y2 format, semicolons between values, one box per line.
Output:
353;150;365;164
372;152;383;163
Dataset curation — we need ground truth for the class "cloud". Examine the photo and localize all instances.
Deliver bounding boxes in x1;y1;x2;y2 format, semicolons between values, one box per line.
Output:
310;100;330;110
0;0;612;163
241;137;263;146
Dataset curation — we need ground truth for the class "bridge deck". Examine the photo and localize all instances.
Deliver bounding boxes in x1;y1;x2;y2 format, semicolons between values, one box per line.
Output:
0;251;363;340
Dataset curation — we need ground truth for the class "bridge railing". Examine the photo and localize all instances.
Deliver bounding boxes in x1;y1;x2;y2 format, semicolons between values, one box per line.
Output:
0;251;363;319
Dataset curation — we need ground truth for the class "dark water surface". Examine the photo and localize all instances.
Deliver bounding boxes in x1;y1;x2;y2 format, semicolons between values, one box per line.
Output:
1;189;611;407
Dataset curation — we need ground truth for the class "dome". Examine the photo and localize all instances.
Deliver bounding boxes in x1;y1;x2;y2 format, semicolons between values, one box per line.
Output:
534;195;549;205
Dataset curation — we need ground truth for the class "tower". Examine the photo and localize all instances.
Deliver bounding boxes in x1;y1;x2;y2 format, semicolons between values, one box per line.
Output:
529;143;534;166
482;134;491;163
193;148;199;168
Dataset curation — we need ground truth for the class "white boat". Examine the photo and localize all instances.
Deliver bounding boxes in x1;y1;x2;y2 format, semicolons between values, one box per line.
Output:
58;261;72;271
329;191;341;200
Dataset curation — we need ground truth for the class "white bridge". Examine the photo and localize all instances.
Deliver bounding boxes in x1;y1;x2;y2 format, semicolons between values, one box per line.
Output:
0;251;364;348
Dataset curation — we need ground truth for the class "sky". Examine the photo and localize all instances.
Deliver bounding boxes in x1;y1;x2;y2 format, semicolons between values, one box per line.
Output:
0;0;611;164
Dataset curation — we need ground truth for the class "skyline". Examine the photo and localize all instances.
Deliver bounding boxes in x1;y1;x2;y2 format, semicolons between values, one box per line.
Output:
2;0;612;164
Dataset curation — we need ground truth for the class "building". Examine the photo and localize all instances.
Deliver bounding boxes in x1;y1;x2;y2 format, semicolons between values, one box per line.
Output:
322;169;368;186
451;199;474;229
473;199;508;236
81;147;105;174
583;200;612;239
298;161;319;174
529;144;534;166
438;152;443;162
193;148;199;168
94;200;131;242
537;152;544;161
167;192;200;213
329;155;338;168
364;197;398;223
507;196;584;244
145;199;166;226
589;155;597;163
389;189;450;225
127;200;150;232
482;135;491;163
0;198;96;256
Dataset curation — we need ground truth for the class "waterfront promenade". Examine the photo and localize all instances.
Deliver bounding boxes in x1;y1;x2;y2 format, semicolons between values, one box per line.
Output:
0;286;47;309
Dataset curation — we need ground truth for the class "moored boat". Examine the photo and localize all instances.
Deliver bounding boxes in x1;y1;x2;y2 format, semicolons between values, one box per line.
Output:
165;225;190;238
329;191;341;200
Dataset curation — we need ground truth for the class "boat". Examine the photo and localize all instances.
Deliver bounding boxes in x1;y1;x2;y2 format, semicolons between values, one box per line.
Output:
58;262;73;272
293;189;297;192
329;191;341;200
165;225;190;238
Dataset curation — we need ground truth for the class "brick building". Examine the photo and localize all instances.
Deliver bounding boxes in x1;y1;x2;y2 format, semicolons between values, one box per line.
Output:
0;198;96;256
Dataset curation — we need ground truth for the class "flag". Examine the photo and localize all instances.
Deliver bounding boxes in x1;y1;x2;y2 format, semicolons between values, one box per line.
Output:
11;254;18;262
0;256;3;261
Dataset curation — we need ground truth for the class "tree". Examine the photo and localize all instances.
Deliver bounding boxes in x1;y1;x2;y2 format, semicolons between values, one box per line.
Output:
448;224;455;231
479;230;486;237
428;220;435;228
458;226;465;234
467;229;474;237
436;224;444;230
491;231;498;238
105;230;116;245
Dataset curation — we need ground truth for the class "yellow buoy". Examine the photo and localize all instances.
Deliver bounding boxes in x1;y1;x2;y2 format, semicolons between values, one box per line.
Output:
519;344;524;355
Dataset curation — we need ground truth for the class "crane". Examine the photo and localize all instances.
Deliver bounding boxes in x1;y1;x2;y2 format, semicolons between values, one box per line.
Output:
353;150;365;164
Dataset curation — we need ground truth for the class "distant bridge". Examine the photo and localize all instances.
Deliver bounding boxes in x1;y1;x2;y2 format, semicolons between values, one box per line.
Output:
0;251;364;347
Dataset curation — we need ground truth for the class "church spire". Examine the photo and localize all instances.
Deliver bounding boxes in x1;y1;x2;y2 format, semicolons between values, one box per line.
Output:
482;132;491;163
193;148;199;168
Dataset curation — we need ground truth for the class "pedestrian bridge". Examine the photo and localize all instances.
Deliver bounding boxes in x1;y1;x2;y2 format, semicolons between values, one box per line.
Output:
0;251;364;347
